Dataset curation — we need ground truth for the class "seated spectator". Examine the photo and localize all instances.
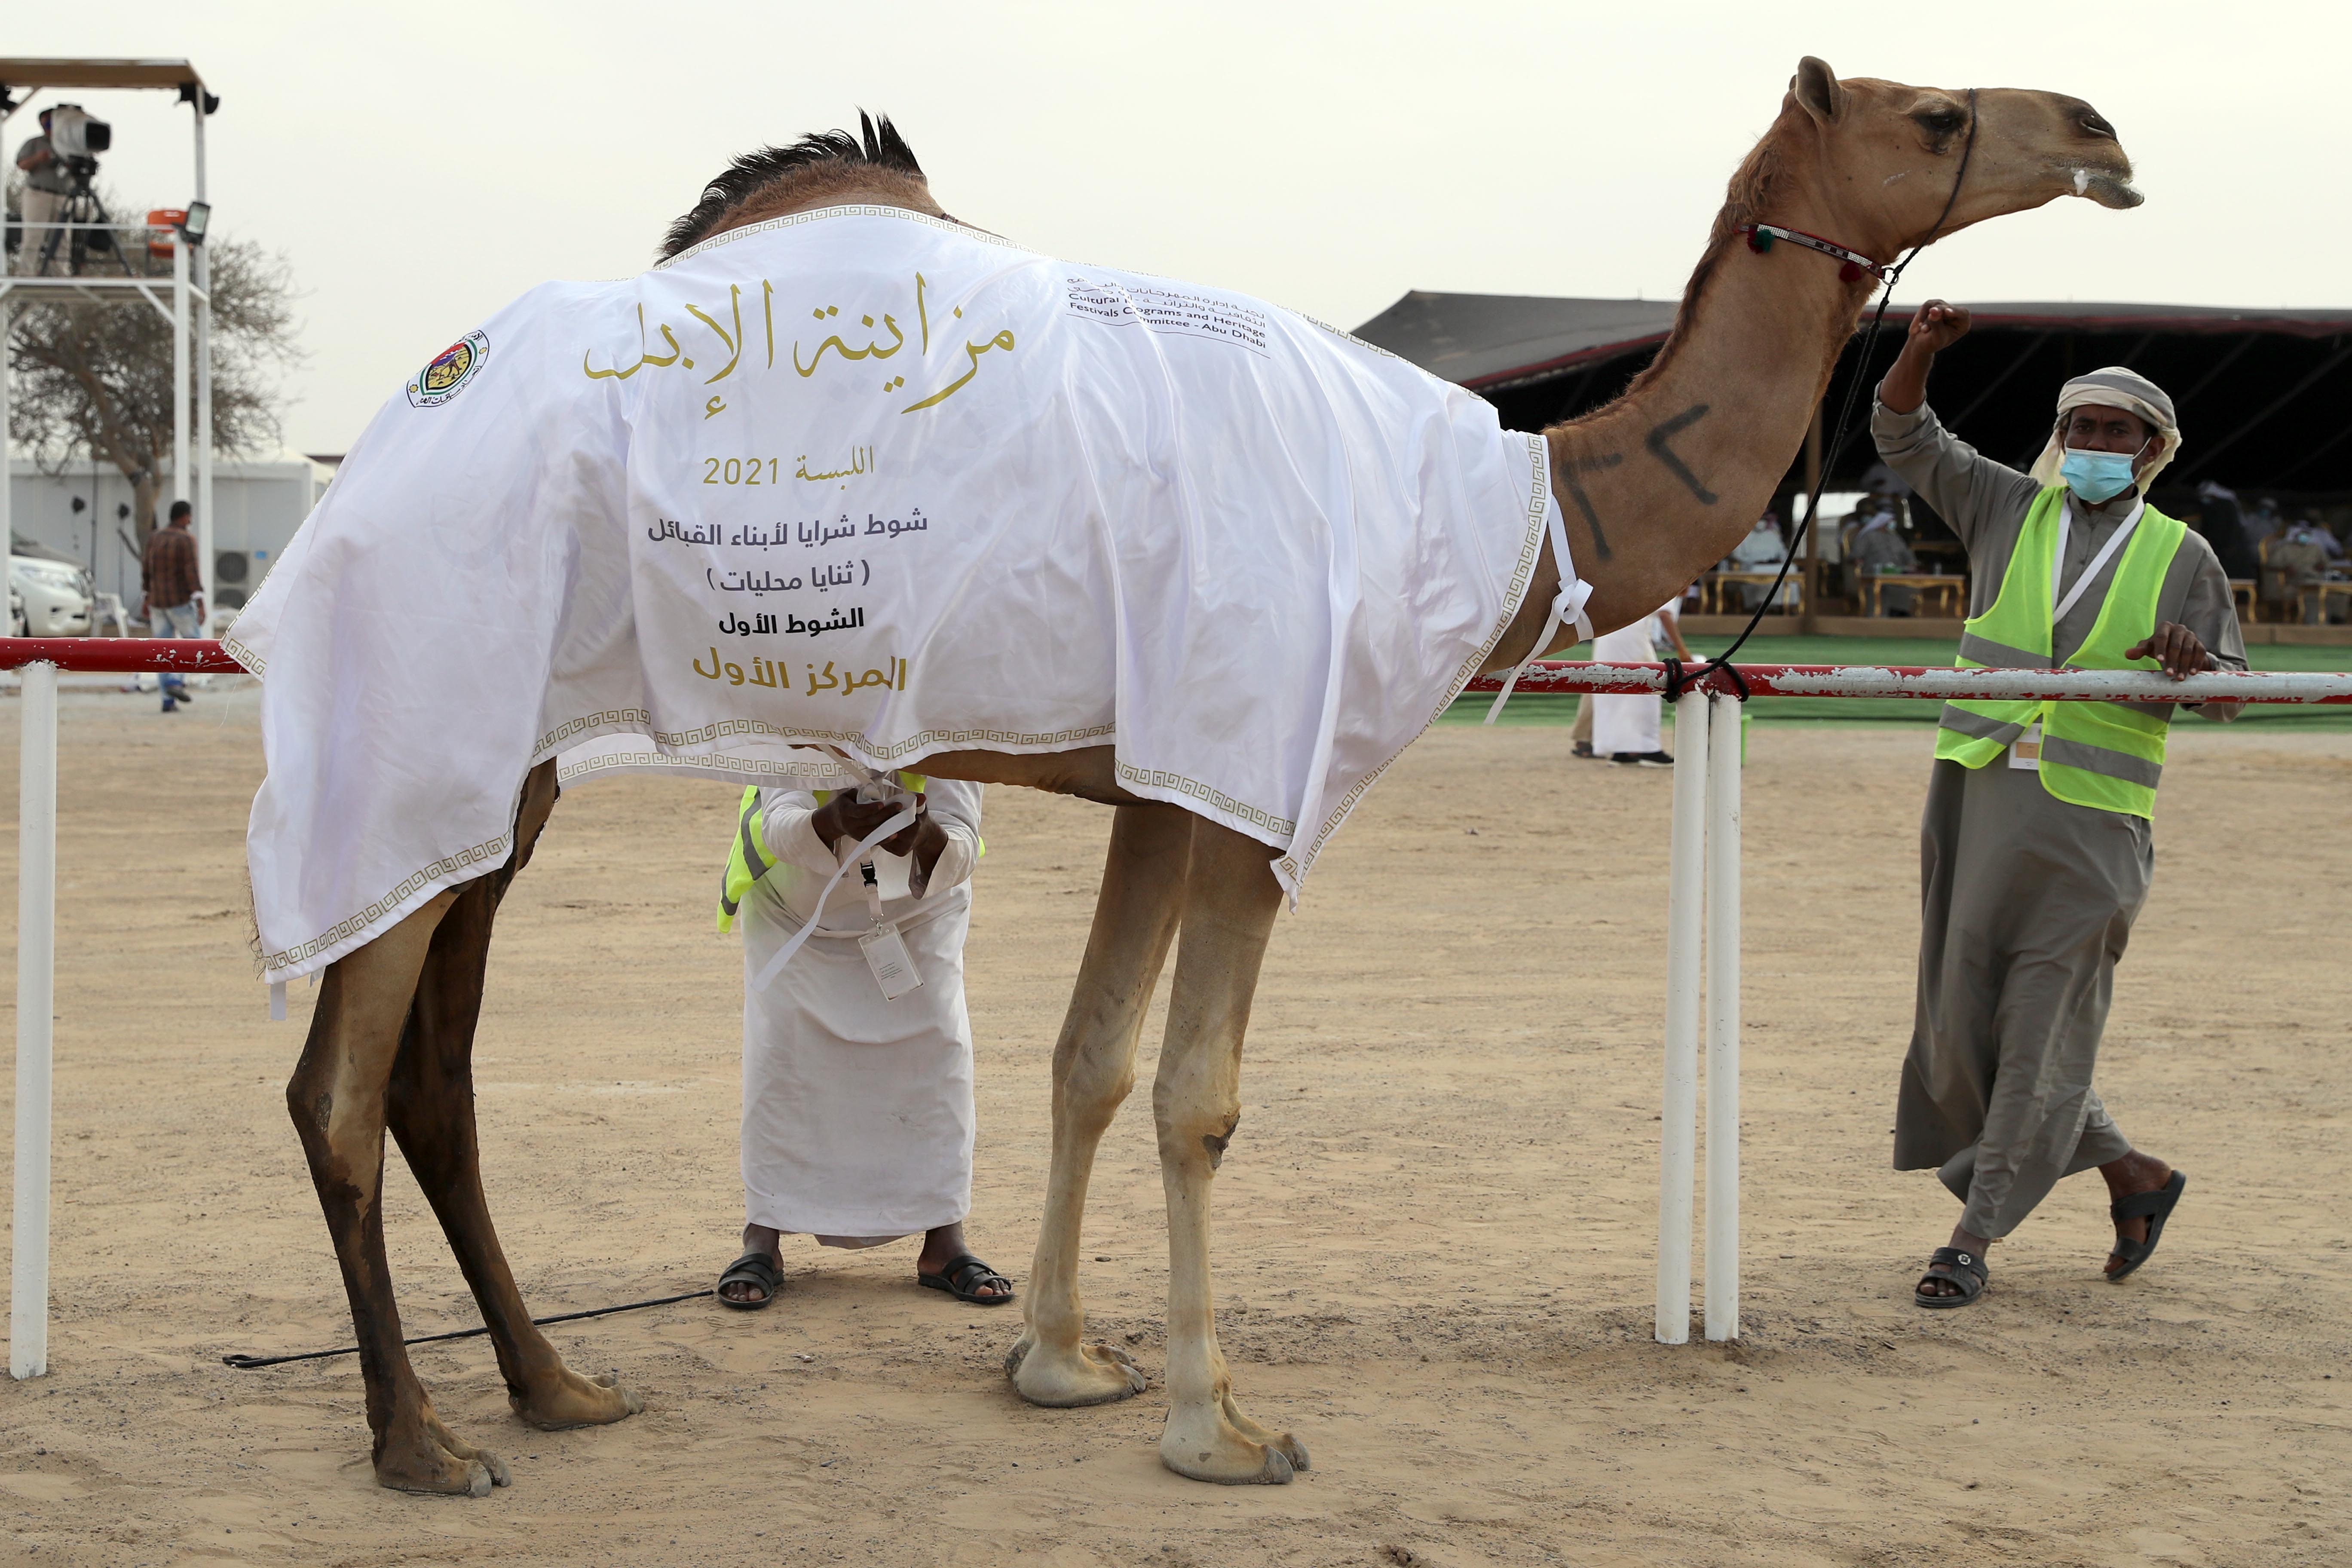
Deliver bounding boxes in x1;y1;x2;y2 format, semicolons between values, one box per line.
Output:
2305;511;2346;562
1726;512;1794;611
1851;502;1920;614
2269;521;2331;624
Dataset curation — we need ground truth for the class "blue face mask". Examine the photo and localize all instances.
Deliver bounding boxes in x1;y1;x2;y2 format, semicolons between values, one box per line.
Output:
2059;446;2141;504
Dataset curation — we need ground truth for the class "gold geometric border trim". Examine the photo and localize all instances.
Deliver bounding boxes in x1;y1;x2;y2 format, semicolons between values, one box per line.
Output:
610;714;1119;758
533;708;652;758
220;633;266;677
259;830;513;977
1111;762;1297;837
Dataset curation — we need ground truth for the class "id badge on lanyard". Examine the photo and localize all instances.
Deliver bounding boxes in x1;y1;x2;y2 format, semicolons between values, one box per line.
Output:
2009;720;2042;770
855;858;925;1000
859;921;924;999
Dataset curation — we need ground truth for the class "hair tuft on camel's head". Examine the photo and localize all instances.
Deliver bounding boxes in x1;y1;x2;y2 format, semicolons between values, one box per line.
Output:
662;112;939;258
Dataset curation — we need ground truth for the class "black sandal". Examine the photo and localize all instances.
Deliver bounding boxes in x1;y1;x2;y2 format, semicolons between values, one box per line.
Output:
717;1249;784;1310
2107;1170;2187;1281
919;1253;1015;1305
1914;1246;1988;1308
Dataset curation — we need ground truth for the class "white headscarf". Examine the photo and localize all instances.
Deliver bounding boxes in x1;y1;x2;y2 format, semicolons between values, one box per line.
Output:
2028;366;2183;496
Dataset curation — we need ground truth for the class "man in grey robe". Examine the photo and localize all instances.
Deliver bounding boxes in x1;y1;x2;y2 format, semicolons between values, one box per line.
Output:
1873;300;2242;1306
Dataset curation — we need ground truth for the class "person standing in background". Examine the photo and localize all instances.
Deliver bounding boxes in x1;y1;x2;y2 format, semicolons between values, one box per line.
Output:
140;501;204;713
12;109;72;276
1589;596;1694;767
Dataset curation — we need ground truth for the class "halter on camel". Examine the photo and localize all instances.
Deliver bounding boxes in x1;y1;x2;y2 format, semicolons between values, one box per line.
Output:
1666;88;1982;698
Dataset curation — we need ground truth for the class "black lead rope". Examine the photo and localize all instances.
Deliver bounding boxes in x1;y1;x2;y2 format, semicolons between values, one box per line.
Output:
221;1288;716;1369
1669;88;1981;702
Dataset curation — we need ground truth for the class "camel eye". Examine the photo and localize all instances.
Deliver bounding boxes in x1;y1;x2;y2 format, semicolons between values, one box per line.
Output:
1915;108;1965;137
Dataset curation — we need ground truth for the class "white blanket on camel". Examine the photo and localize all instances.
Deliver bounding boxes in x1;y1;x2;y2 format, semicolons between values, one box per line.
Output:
229;206;1561;983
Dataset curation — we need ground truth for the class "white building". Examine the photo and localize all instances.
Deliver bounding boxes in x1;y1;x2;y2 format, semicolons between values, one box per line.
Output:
6;455;331;614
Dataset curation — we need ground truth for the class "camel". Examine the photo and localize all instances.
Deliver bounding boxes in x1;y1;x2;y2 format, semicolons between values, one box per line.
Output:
279;58;2139;1494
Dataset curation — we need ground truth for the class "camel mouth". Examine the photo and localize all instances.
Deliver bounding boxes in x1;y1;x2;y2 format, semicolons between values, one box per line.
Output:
2070;166;2144;210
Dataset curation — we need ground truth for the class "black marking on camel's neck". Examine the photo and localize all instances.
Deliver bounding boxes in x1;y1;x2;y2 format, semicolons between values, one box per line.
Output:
1555;450;1626;560
1644;404;1719;505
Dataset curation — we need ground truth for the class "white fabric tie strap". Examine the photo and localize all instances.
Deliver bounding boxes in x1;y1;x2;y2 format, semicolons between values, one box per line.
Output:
270;982;286;1022
749;807;917;990
2051;496;2144;630
1486;496;1596;723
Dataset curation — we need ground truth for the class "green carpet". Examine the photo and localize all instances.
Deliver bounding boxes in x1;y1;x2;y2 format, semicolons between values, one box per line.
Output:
1437;635;2352;729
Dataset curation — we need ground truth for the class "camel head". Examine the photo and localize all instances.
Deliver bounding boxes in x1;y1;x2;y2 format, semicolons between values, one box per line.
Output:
1773;57;2140;262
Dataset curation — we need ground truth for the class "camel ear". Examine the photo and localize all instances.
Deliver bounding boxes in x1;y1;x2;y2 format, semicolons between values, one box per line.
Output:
1793;56;1846;125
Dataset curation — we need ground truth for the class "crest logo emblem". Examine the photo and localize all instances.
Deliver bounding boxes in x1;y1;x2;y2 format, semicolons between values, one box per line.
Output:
407;331;489;408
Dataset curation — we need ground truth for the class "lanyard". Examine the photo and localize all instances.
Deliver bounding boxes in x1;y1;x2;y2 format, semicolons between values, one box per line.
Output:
2050;496;2143;632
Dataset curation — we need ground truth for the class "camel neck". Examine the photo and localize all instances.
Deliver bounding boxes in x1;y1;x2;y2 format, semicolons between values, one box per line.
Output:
1543;223;1874;631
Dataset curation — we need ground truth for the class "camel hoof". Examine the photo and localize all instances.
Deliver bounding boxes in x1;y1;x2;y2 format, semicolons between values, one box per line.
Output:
1006;1336;1147;1408
597;1368;647;1418
376;1454;498;1498
475;1448;514;1488
1161;1443;1295;1486
510;1366;643;1430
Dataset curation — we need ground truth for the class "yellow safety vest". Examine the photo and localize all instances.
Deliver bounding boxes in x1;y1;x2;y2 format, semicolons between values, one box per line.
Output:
714;774;931;933
1933;486;2185;820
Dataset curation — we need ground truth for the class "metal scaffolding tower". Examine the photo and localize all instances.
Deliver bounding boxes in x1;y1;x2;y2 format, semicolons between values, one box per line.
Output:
0;58;222;628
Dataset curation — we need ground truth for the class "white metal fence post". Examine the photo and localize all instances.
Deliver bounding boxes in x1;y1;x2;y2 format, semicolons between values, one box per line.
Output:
10;660;57;1379
1656;689;1710;1344
1703;693;1743;1341
172;237;190;530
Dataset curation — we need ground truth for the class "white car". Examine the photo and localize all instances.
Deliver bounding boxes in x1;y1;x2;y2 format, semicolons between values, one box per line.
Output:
11;550;93;637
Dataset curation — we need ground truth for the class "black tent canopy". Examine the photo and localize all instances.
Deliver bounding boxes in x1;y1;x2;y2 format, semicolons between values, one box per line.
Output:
1353;291;2352;504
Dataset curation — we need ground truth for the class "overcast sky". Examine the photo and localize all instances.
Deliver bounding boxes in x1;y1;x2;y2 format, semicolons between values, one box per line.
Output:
14;0;2344;456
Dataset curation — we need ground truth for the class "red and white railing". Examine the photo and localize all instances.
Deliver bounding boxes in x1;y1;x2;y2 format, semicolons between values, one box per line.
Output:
6;644;2348;1375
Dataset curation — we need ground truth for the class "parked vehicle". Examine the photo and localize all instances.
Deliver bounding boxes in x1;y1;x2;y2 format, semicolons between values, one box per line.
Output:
10;536;93;637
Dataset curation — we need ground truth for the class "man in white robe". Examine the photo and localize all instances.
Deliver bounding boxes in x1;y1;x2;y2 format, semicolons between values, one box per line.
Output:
715;777;1012;1308
1590;597;1694;766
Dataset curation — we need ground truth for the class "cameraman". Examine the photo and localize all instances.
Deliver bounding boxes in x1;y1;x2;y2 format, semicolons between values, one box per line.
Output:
12;107;76;275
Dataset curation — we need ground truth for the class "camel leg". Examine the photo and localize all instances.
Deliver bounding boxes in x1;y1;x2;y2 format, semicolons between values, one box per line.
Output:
287;889;504;1496
1005;803;1191;1407
1153;821;1305;1484
385;764;643;1437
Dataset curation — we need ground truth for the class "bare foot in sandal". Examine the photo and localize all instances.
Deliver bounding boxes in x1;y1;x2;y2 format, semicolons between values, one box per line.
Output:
1916;1223;1991;1305
916;1222;1013;1304
718;1223;785;1308
2100;1153;2183;1279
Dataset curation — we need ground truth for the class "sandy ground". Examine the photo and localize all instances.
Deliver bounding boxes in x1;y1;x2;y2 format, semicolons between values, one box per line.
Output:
1;683;2348;1568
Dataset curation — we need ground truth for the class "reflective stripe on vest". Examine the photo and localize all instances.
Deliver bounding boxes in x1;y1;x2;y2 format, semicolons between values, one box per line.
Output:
1933;485;2186;820
716;785;773;934
714;773;931;933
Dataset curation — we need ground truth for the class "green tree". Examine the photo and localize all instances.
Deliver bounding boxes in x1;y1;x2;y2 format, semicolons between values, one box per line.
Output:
6;176;301;545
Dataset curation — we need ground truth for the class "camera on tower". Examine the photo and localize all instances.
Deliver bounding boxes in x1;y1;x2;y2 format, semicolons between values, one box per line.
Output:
45;103;110;173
